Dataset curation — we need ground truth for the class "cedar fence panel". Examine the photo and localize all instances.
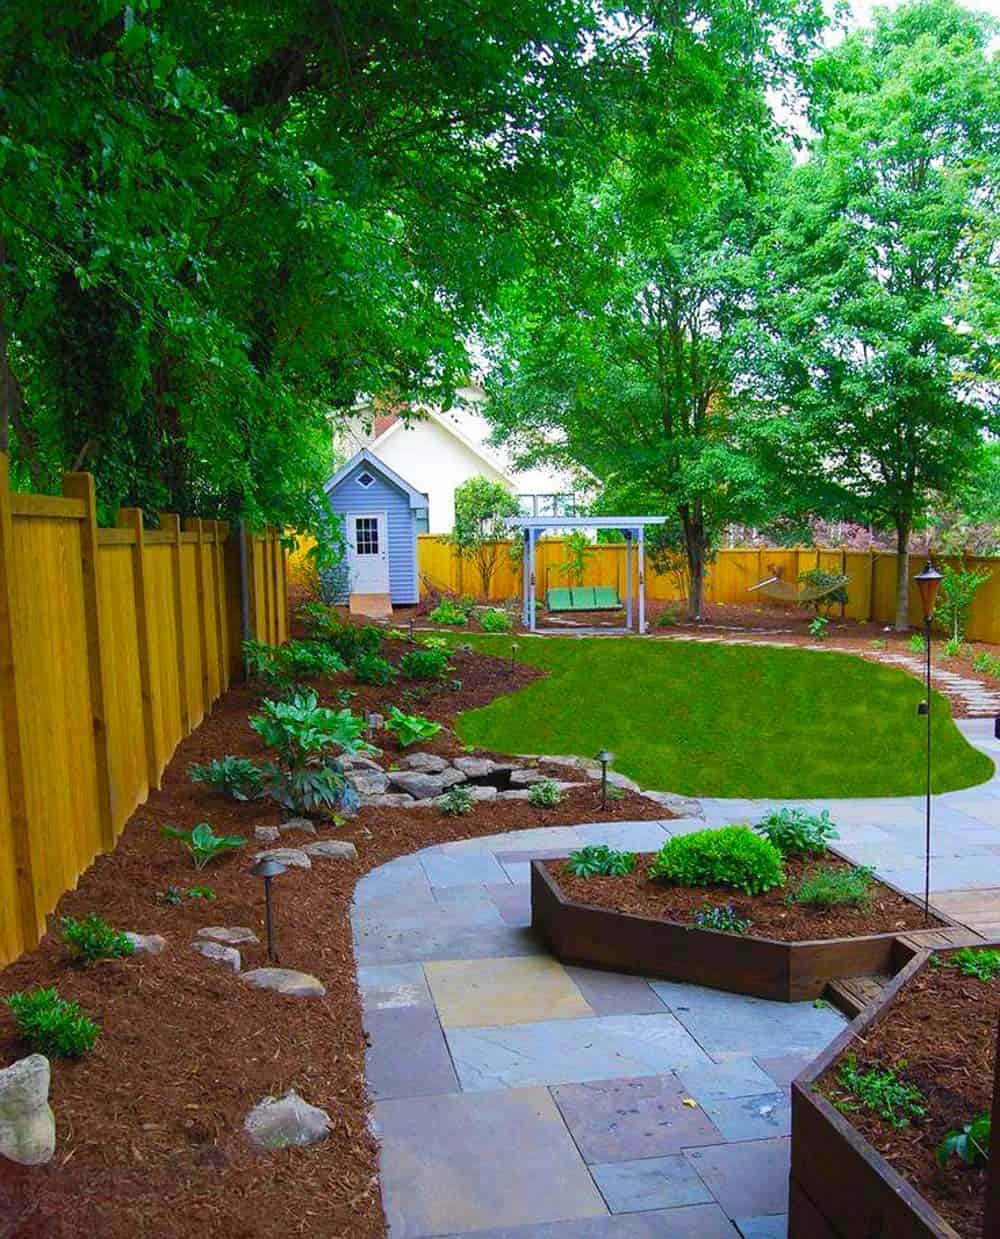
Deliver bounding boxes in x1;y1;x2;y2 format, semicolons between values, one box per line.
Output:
416;537;1000;642
0;455;288;966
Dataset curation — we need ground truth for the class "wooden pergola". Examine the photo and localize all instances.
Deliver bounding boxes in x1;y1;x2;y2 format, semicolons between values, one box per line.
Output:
514;515;669;635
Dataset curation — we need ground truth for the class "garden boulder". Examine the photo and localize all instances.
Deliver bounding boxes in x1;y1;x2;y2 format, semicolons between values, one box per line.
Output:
387;769;465;800
346;770;390;797
303;839;358;861
192;941;241;973
242;968;326;997
254;847;311;870
124;932;167;956
244;1090;331;1150
278;817;317;836
397;752;449;774
197;926;259;946
0;1055;55;1166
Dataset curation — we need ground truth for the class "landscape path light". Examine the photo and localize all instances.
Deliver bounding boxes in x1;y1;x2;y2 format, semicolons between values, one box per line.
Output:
510;642;520;674
914;559;943;924
251;856;287;963
595;748;614;810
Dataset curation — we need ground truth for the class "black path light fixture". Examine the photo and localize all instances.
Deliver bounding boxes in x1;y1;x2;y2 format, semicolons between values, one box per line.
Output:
251;856;287;962
595;748;614;810
915;559;943;925
510;641;520;674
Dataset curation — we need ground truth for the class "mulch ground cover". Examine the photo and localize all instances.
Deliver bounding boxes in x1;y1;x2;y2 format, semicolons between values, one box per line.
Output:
817;958;1000;1236
0;643;663;1239
545;852;940;942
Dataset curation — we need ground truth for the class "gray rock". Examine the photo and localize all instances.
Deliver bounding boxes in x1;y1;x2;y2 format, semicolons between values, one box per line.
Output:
535;754;599;773
0;1055;55;1166
242;968;326;997
192;941;241;973
347;770;390;797
340;754;383;772
124;932;167;956
451;756;497;778
254;826;280;843
509;768;546;786
387;769;466;800
244;1090;331;1150
468;785;499;802
278;817;317;836
254;847;311;870
303;839;358;861
359;793;416;809
641;790;705;818
197;926;259;946
585;768;640;791
397;752;450;774
498;789;532;801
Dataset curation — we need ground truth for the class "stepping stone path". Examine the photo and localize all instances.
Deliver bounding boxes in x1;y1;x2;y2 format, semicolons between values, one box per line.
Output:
242;968;326;997
197;926;259;946
192;941;241;972
124;932;167;955
244;1090;332;1150
0;1055;55;1166
254;847;311;869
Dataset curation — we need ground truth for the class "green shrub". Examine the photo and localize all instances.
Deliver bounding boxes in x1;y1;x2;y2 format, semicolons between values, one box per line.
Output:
385;706;442;747
528;779;565;807
973;651;995;673
479;607;513;633
808;615;829;640
188;756;264;801
943;636;968;659
282;639;348;678
831;1056;926;1129
61;915;134;963
937;1113;990;1168
791;864;874;909
647;826;784;896
386;627;408;640
692;903;753;934
934;563;992;642
299;605;383;664
162;821;246;869
5;988;100;1058
756;807;839;858
948;947;1000;982
429;601;468;626
439;785;475;816
909;633;926;654
565;845;636;877
400;648;450;680
353;652;398;685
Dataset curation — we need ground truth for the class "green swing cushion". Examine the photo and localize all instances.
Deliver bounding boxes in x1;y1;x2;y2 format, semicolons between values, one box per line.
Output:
546;588;575;611
592;586;622;609
546;586;623;611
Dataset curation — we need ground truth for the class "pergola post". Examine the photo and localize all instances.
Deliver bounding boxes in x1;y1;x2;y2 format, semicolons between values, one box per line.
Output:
528;527;537;632
521;529;530;628
638;525;646;633
625;530;634;631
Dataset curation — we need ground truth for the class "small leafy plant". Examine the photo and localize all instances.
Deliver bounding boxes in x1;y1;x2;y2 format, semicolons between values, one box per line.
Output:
384;706;443;747
299;605;383;663
870;637;888;650
158;885;216;906
692;903;753;934
5;988;100;1058
937;1113;990;1168
756;807;839;858
479;608;512;633
429;600;468;626
831;1056;926;1129
528;779;565;807
439;785;475;816
943;636;968;659
386;627;408;640
948;947;1000;982
648;826;784;896
62;915;134;963
565;845;636;877
973;652;995;674
400;648;450;680
909;632;926;654
189;756;264;801
808;615;829;640
791;864;874;910
283;639;349;678
162;821;246;869
352;652;398;685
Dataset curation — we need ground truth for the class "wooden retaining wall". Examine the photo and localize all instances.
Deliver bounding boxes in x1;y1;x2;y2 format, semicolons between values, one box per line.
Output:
0;455;288;966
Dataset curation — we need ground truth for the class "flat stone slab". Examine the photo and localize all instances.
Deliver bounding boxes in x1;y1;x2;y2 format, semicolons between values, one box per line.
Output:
563;966;667;1017
424;957;593;1028
244;1090;331;1149
197;926;259;946
444;1206;736;1237
452;756;499;777
398;752;450;773
418;850;508;889
278;817;317;835
354;921;543;968
192;941;240;972
242;967;326;997
363;1006;459;1100
357;963;433;1013
590;1155;713;1213
361;793;417;809
348;770;390;796
303;839;358;860
701;1091;791;1142
675;1055;780;1102
254;847;311;870
754;1054;813;1090
550;1074;721;1163
571;821;671;851
388;769;467;799
373;1088;606;1237
684;1137;790;1219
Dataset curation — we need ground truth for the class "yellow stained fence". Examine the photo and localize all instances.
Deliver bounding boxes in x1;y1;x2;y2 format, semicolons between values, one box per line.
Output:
0;456;288;966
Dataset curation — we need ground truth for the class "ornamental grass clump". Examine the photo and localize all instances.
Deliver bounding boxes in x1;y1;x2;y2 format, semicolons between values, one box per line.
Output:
647;826;784;896
5;988;99;1058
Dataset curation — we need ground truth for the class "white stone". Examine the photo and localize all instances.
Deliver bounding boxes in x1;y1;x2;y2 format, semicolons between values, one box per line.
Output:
197;926;259;946
303;839;358;860
124;932;167;956
0;1055;55;1166
242;968;326;997
192;941;241;973
254;847;311;870
244;1090;331;1150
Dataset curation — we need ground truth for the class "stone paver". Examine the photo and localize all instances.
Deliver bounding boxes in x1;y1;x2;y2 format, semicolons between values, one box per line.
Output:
425;957;593;1028
363;1006;459;1100
590;1156;714;1214
700;1092;791;1142
445;1207;737;1237
684;1138;790;1218
563;967;668;1016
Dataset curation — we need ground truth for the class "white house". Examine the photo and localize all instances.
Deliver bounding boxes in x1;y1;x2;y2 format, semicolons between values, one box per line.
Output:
335;386;585;534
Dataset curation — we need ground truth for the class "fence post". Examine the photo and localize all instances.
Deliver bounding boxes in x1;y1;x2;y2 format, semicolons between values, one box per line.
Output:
117;508;163;790
63;471;116;850
184;517;212;716
211;521;230;691
0;454;40;949
160;512;190;732
241;524;257;644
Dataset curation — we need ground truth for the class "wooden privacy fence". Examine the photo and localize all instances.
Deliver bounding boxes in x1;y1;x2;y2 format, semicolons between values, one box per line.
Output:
0;454;288;967
417;537;1000;644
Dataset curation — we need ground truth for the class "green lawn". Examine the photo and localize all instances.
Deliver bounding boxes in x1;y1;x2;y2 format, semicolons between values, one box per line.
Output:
454;636;994;799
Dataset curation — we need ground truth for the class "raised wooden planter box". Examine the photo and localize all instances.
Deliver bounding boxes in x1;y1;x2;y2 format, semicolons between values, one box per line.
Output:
789;945;1000;1238
530;855;953;1003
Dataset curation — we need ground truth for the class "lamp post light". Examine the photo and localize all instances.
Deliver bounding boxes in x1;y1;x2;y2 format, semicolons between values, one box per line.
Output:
251;856;287;962
595;748;614;810
510;642;520;674
915;559;943;925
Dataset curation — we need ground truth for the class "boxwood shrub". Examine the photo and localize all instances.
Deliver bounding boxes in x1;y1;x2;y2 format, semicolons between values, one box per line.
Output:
647;825;784;896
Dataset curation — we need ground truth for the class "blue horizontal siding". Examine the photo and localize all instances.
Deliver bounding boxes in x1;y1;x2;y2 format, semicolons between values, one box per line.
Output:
326;464;419;604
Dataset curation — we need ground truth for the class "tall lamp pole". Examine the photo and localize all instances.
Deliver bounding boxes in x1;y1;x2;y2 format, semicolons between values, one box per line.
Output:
915;560;943;925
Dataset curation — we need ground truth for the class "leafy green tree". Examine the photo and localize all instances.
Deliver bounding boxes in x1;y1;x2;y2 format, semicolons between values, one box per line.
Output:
747;0;1000;628
449;477;522;596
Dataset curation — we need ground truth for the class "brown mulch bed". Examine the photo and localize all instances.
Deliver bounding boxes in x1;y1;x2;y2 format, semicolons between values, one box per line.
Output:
817;957;1000;1236
545;852;940;942
0;645;663;1239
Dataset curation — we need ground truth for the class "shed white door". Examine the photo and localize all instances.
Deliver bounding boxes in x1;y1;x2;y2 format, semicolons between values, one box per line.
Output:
346;512;390;594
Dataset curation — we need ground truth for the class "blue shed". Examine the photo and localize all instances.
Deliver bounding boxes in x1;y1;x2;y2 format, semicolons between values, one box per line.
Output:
323;450;427;605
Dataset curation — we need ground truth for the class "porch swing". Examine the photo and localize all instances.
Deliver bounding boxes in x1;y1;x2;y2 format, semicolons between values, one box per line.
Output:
544;547;623;612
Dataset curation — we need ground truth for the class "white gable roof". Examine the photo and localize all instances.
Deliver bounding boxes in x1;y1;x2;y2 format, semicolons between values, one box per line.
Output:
324;449;428;510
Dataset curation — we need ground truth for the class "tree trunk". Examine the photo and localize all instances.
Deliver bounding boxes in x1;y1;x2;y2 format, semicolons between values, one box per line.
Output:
894;515;912;631
680;503;705;622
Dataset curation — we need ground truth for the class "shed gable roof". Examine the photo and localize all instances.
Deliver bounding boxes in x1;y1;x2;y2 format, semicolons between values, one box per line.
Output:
324;449;428;510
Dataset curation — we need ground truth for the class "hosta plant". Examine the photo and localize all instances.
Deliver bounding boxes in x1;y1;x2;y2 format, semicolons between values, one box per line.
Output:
648;826;784;896
528;779;566;807
755;807;839;858
565;845;636;878
479;608;512;633
352;652;398;685
428;601;468;626
384;706;442;747
5;988;99;1058
189;756;264;801
162;821;246;869
440;785;475;816
62;915;134;963
937;1114;990;1168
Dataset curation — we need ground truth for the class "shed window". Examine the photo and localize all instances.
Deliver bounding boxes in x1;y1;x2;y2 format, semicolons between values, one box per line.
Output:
357;470;376;488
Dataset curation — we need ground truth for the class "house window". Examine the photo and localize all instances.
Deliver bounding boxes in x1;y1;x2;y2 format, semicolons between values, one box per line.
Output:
355;516;380;555
357;470;376;489
521;493;576;518
414;508;429;534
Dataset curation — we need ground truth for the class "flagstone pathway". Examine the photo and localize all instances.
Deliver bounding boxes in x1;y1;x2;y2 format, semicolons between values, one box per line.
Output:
354;719;1000;1239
